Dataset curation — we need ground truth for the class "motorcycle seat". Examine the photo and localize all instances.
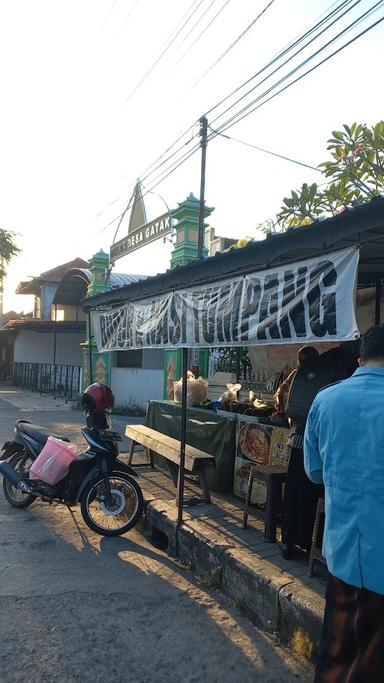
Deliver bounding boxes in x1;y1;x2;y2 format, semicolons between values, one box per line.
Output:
15;420;70;445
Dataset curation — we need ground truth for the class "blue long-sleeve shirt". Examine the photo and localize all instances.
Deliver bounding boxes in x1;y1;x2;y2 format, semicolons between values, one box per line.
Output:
304;367;384;594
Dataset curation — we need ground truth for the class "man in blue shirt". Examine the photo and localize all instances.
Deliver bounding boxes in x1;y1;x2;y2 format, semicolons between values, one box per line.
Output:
304;325;384;683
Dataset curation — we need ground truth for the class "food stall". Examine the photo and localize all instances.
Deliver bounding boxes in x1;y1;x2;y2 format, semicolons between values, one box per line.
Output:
84;197;384;526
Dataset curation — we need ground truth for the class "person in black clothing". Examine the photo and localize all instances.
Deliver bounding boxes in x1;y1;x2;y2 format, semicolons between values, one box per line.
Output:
275;346;322;559
278;341;360;560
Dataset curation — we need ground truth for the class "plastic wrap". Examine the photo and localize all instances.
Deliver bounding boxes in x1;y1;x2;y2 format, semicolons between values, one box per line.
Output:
174;371;209;406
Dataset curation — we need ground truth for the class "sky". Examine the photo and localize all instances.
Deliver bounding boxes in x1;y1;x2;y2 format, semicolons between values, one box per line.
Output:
0;0;383;313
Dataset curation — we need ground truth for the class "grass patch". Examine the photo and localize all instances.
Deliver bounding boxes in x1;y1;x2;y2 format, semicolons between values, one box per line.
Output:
291;629;317;660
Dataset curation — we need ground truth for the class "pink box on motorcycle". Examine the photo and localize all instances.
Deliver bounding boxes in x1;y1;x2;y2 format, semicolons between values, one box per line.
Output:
29;436;78;485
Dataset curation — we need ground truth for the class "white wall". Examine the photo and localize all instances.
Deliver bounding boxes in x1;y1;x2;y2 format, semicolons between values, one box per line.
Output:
14;331;84;365
111;367;164;407
142;349;164;370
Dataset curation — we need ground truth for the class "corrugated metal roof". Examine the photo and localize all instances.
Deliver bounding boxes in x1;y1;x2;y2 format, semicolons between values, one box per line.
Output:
51;269;146;305
63;270;146;289
83;197;384;311
108;273;146;289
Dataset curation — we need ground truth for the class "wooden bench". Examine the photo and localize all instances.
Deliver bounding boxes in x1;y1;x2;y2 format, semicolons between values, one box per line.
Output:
125;425;215;505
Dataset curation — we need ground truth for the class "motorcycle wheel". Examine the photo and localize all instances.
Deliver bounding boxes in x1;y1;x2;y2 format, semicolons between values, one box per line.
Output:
80;472;143;537
2;451;36;508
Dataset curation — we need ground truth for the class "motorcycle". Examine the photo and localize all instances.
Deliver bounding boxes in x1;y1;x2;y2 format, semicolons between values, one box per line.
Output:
0;414;144;537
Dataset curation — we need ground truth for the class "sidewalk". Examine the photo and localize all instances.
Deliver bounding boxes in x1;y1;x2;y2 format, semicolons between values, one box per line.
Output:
126;455;326;651
0;385;76;411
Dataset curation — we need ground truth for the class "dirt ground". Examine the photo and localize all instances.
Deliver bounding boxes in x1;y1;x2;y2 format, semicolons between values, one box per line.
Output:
0;394;313;683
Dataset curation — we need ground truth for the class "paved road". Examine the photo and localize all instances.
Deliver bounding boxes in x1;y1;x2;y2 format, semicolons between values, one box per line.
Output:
0;398;312;683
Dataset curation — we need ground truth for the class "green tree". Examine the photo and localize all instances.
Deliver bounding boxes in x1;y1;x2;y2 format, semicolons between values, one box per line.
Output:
276;122;384;231
0;229;20;279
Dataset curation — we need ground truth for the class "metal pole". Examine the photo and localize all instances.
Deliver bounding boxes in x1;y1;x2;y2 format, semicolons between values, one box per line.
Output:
375;277;382;325
235;347;241;383
197;115;208;260
177;347;188;527
53;304;57;398
88;312;93;383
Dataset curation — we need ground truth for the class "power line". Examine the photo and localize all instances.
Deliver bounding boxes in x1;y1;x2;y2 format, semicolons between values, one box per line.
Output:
204;0;354;117
211;1;383;133
134;0;363;190
167;0;218;62
94;194;126;220
142;138;202;192
125;0;205;103
173;0;233;67
185;0;278;94
213;130;322;172
96;1;352;227
111;185;137;243
97;2;383;235
209;0;361;126
103;0;119;26
140;129;199;186
121;0;140;29
94;124;198;225
143;8;384;197
212;8;384;137
164;0;202;36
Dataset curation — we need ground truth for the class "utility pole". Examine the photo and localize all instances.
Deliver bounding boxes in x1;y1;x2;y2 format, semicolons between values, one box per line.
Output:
0;258;4;328
197;115;208;260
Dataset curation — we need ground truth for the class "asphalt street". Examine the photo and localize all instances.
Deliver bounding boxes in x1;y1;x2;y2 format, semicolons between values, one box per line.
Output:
0;394;312;683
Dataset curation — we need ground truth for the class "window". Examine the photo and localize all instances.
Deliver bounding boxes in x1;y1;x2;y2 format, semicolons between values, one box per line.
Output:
116;350;143;368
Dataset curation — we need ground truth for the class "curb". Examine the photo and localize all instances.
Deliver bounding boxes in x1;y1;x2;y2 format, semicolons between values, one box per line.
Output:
145;499;324;646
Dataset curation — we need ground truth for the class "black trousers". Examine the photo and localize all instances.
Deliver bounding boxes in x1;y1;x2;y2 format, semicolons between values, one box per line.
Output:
315;573;384;682
281;445;323;552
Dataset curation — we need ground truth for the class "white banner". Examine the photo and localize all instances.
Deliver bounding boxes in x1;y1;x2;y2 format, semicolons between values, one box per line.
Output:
91;247;360;351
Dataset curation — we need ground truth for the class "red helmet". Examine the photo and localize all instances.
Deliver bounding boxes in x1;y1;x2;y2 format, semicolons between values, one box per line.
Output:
82;383;114;414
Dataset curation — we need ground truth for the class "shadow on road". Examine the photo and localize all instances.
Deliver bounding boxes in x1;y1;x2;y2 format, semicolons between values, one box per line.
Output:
0;494;312;683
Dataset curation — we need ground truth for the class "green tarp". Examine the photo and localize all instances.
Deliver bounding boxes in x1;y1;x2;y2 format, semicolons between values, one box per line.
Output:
145;400;236;492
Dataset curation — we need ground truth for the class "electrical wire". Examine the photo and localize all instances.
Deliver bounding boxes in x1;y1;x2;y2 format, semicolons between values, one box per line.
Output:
121;0;140;29
164;0;202;37
125;0;205;103
96;1;353;225
167;0;218;61
143;8;384;197
94;123;198;225
103;0;119;26
204;0;354;116
134;124;198;185
212;129;322;172
98;2;383;235
128;0;365;192
186;0;278;94
210;1;384;133
173;0;233;67
142;0;357;189
209;0;362;126
111;185;137;242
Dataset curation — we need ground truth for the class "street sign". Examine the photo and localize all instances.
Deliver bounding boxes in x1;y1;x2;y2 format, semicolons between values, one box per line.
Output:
110;212;172;263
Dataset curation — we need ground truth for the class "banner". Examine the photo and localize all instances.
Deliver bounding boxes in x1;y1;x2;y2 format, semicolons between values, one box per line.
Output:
91;247;359;351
